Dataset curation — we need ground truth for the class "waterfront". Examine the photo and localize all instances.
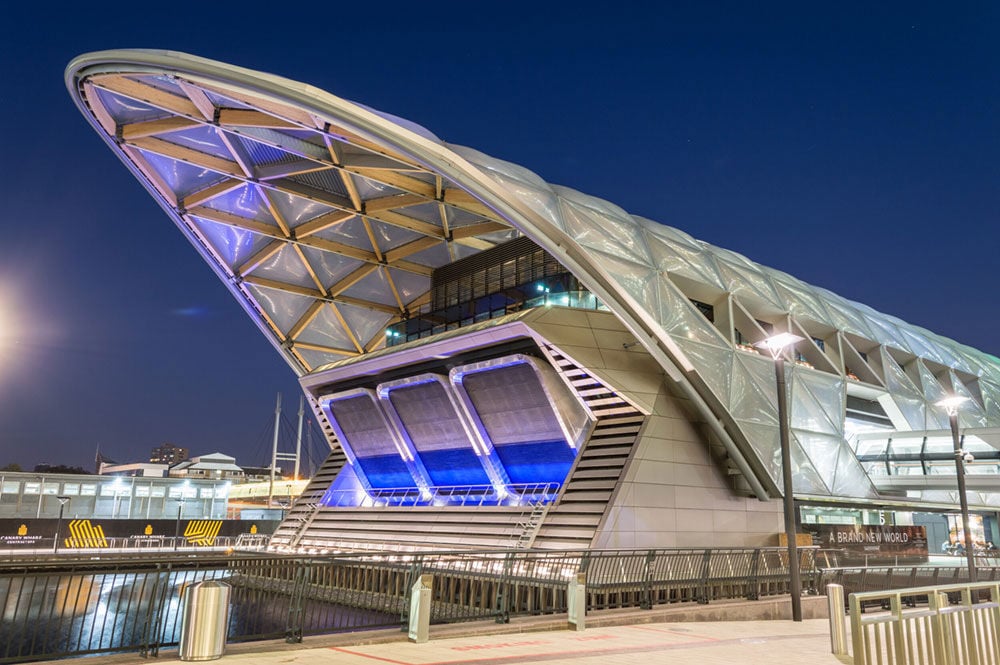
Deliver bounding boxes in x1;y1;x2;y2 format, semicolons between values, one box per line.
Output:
0;561;397;662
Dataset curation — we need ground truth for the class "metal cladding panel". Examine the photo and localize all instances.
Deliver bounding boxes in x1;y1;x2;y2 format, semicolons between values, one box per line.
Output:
326;395;399;458
380;378;495;488
462;364;566;445
385;381;471;452
452;357;585;485
322;392;421;491
67;50;1000;507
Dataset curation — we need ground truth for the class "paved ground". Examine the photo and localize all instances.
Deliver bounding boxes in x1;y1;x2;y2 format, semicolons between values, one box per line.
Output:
35;598;852;665
228;619;850;665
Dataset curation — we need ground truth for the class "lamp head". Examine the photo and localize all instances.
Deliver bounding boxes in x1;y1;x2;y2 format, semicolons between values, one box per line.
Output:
754;332;804;359
936;395;970;416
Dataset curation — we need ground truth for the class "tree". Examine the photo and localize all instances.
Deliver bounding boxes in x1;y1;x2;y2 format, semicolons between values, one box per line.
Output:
33;464;88;475
0;463;23;472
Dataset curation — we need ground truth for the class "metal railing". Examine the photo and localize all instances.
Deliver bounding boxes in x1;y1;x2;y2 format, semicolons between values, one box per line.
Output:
386;290;608;346
231;547;817;626
820;564;1000;604
318;483;561;508
0;546;816;662
847;581;1000;665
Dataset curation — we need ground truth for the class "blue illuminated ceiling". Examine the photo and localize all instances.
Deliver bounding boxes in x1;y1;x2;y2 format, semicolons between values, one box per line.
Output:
317;353;589;506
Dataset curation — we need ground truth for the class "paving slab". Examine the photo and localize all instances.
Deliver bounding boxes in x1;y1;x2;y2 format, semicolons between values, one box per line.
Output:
214;619;850;665
31;596;850;665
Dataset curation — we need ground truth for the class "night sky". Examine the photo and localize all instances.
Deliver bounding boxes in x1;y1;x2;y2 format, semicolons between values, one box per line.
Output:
0;3;996;471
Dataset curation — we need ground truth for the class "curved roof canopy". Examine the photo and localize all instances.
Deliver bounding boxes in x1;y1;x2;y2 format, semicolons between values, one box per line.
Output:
67;50;1000;501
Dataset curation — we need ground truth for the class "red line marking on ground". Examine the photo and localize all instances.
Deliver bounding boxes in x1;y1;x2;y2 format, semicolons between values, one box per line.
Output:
330;647;416;665
451;639;552;651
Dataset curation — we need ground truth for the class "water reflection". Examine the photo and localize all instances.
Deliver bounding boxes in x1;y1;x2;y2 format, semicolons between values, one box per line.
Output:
0;567;396;661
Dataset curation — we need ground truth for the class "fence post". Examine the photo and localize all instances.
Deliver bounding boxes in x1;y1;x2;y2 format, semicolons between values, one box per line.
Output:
827;583;847;656
929;591;951;665
990;584;1000;661
404;555;426;629
746;548;761;601
848;591;865;665
494;551;515;624
567;573;586;631
889;593;906;665
407;574;433;643
285;560;307;643
697;549;711;605
642;550;654;609
140;563;170;658
960;587;980;665
802;548;816;594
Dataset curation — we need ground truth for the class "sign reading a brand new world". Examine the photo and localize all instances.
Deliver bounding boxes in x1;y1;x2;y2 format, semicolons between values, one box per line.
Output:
807;524;928;565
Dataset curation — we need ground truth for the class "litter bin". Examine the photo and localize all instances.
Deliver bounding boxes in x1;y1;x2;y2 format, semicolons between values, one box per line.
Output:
178;580;231;661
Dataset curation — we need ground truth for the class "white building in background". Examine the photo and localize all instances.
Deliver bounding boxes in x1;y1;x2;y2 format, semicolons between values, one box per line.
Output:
98;462;168;477
168;452;245;481
0;470;231;520
67;50;1000;553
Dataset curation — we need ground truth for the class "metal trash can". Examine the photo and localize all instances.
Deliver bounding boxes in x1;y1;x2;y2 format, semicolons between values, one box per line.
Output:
178;580;231;661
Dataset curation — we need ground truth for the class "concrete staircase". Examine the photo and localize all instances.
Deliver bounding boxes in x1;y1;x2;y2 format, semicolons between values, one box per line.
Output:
530;344;647;549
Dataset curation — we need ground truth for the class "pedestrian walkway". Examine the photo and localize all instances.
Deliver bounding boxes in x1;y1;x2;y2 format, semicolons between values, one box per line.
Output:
225;619;848;665
34;597;851;665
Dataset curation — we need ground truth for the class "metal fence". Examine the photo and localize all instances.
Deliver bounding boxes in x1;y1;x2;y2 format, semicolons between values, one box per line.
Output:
0;546;816;662
846;581;1000;665
820;565;1000;606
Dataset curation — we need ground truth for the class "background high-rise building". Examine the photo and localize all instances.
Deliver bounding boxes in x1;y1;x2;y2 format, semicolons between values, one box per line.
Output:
150;443;189;466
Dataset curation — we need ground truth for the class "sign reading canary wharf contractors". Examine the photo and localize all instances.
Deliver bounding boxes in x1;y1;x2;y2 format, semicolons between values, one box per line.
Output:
0;519;279;547
806;524;928;565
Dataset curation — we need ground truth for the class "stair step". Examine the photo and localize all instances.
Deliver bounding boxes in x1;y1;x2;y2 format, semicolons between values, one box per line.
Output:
594;414;646;426
541;514;604;526
577;387;617;398
558;490;614;503
580;441;634;453
566;468;622;479
585;396;630;408
588;428;643;441
563;479;617;491
591;406;640;418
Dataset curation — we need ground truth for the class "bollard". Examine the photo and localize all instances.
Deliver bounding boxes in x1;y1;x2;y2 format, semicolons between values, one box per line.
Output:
567;573;586;631
826;584;847;656
408;574;433;644
178;581;230;661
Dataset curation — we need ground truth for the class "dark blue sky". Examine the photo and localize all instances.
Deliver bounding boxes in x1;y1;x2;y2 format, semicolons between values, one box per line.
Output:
0;3;996;470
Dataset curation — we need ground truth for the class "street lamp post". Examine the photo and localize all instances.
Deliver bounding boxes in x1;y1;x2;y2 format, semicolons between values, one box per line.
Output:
756;332;804;622
937;395;976;582
173;498;185;551
53;496;70;554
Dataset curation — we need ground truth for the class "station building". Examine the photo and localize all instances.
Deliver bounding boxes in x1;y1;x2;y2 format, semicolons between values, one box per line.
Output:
0;470;231;520
66;50;1000;553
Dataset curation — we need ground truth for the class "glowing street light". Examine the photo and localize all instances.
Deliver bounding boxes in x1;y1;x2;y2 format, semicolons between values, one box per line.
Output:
755;331;804;622
936;394;976;582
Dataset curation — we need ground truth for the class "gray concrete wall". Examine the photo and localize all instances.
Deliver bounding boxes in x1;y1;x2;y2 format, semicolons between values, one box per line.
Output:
525;307;784;549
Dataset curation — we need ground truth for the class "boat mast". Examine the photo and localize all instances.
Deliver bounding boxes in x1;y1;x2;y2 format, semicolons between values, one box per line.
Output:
268;393;281;508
